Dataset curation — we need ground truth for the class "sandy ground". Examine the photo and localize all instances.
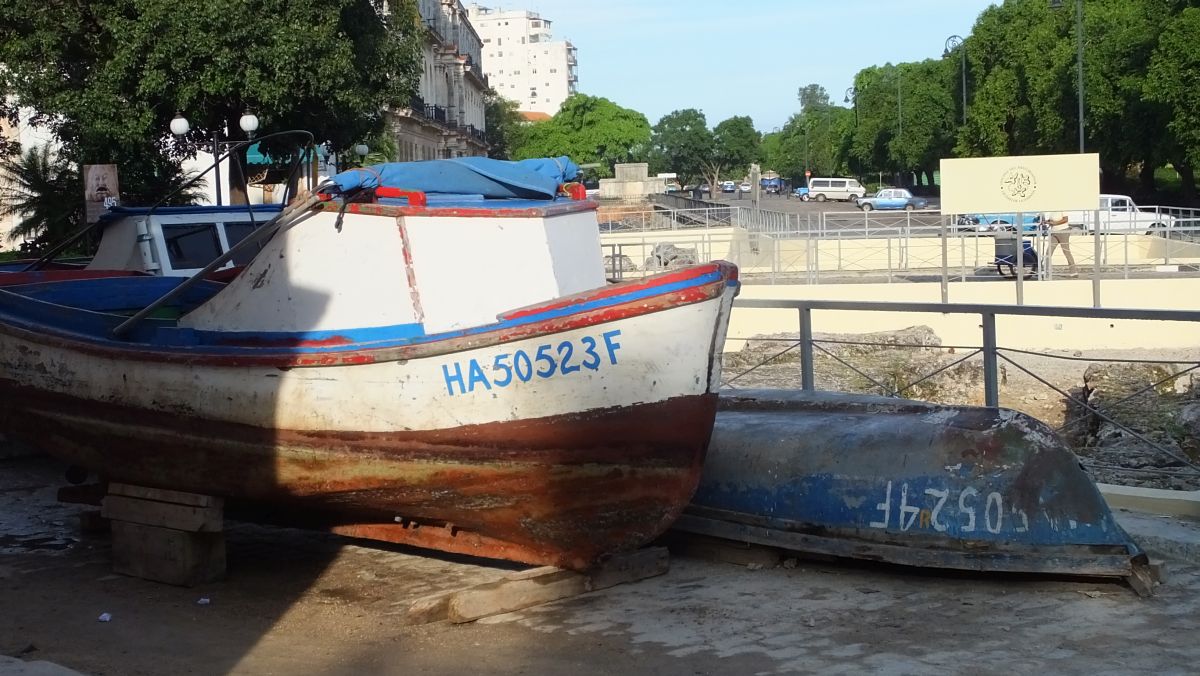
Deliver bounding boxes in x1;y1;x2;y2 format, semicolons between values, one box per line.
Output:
3;454;1200;676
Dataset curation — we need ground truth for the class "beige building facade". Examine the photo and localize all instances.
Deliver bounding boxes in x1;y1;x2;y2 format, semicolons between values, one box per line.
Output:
465;4;578;116
392;0;490;160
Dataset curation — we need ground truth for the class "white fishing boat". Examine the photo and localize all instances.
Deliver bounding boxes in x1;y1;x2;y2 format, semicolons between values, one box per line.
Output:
0;156;739;569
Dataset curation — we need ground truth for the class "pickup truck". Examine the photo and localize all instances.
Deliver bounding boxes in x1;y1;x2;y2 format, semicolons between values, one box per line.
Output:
1068;194;1175;234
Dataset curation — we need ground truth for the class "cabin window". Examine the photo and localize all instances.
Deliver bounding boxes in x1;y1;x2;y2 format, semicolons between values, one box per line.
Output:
223;222;264;266
162;223;223;270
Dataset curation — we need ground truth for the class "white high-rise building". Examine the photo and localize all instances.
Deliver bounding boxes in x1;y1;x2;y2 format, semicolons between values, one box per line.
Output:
466;4;578;116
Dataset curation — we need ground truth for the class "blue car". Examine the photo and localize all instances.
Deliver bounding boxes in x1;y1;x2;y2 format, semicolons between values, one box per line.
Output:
793;186;810;200
855;188;929;211
957;213;1042;232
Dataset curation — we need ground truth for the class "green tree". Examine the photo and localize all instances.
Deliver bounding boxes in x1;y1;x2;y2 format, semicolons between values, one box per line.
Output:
0;145;82;251
779;83;857;184
513;94;651;177
648;109;713;184
797;84;832;112
892;60;957;186
0;144;205;255
0;0;423;203
850;65;904;179
1145;6;1200;199
484;89;528;160
709;116;760;183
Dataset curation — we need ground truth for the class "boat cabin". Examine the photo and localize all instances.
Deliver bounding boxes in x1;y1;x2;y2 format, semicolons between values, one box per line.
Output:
178;194;606;336
89;204;284;277
27;190;606;340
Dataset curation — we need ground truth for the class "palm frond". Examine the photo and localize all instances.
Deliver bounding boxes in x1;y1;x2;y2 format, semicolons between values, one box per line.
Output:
0;145;82;244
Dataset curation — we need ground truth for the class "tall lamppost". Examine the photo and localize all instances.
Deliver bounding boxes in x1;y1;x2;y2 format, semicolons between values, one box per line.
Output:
844;87;857;126
944;35;967;126
170;110;260;206
1051;0;1085;153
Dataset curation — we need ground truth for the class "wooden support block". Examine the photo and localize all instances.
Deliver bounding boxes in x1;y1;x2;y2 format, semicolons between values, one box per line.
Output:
101;495;223;532
404;591;456;625
110;520;225;587
443;547;670;624
589;547;670;591
448;569;586;623
1149;559;1169;585
108;483;221;508
102;484;225;586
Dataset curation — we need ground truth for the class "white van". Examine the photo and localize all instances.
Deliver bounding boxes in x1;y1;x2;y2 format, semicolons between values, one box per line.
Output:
805;177;865;202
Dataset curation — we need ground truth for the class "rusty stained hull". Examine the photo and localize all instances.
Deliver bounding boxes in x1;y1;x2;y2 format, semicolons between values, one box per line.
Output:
1;381;716;570
681;389;1149;580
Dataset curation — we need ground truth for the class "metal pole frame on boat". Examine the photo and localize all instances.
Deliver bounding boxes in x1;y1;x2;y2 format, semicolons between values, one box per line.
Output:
145;130;317;227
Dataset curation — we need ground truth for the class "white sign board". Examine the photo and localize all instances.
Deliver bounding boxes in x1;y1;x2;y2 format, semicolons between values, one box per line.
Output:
940;153;1100;215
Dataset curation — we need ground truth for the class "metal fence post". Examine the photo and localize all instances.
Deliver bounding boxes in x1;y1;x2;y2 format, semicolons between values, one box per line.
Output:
940;217;949;303
982;312;999;407
1014;211;1025;306
799;307;814;391
1092;209;1102;308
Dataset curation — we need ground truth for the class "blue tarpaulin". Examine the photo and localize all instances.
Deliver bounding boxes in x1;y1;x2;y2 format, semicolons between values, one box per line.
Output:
328;156;580;200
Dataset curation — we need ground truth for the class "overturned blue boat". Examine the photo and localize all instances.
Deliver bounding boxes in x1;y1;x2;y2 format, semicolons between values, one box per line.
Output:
678;390;1158;594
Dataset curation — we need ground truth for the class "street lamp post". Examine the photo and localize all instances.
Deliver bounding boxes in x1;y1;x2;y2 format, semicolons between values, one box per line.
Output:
1051;0;1085;153
170;110;260;206
844;87;857;126
944;35;967;126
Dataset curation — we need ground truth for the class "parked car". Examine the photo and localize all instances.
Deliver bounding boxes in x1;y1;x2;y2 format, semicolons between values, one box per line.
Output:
739;182;752;193
793;186;810;200
956;213;1042;232
721;181;736;193
855;188;929;211
806;177;865;202
1067;194;1176;234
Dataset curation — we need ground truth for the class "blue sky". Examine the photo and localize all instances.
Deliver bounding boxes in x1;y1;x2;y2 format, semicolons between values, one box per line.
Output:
523;0;999;131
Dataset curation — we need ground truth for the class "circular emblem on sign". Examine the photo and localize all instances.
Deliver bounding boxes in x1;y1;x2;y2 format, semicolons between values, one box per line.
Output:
999;166;1037;202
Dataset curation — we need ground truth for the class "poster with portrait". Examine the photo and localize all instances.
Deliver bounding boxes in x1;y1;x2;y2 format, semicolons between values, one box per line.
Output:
83;164;120;224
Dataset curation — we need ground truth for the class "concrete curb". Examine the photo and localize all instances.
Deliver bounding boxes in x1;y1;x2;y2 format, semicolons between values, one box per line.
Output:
1100;483;1200;521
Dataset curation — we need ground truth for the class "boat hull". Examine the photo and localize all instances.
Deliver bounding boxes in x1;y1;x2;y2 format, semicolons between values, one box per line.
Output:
0;265;738;569
681;389;1152;583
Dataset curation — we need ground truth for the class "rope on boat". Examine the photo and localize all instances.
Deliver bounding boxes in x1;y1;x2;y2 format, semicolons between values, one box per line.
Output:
110;192;325;338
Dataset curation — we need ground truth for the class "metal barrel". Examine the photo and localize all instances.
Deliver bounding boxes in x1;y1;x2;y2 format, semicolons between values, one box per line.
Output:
679;389;1156;589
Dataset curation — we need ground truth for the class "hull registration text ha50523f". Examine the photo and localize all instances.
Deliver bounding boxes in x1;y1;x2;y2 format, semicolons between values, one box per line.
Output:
442;329;622;395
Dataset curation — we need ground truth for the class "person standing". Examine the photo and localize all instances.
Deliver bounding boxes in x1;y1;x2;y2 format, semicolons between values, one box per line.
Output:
1043;210;1078;277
